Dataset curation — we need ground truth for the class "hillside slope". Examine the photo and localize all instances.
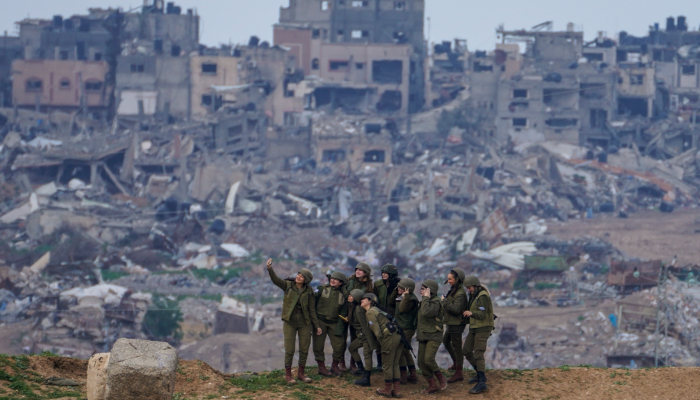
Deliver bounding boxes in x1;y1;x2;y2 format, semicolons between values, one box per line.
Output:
1;355;698;399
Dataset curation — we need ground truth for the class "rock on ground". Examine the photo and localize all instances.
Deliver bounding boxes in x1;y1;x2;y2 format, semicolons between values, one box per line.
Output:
87;353;110;400
104;339;178;400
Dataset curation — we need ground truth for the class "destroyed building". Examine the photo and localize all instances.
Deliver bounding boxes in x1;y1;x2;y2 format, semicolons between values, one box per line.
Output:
0;35;23;108
275;0;425;113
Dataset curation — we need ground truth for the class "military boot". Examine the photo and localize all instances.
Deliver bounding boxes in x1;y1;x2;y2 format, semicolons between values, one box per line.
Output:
420;378;439;395
435;371;448;391
407;367;419;384
469;371;488;394
392;379;403;398
331;361;343;376
354;361;366;376
399;368;408;385
376;380;393;397
375;353;383;371
447;363;464;383
349;358;357;373
339;359;349;373
468;369;479;384
297;366;312;383
317;361;332;377
354;370;371;387
284;366;296;384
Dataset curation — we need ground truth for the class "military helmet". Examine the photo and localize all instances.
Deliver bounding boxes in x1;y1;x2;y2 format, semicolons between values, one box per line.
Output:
421;279;439;294
445;268;466;284
349;289;365;303
299;268;314;284
381;264;399;276
398;278;416;293
362;293;378;304
331;271;347;284
355;262;372;275
463;275;481;287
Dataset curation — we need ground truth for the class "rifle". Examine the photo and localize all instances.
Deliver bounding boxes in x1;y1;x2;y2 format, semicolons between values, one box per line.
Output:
378;310;416;359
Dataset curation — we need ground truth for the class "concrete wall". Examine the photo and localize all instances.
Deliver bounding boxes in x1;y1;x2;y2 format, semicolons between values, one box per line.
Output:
12;60;108;109
0;37;23;107
190;56;241;118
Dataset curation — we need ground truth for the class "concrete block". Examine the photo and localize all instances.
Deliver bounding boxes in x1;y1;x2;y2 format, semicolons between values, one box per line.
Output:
87;353;110;400
104;339;178;400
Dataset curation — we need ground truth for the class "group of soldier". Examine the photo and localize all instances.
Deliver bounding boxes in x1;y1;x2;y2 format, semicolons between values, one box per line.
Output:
266;258;495;397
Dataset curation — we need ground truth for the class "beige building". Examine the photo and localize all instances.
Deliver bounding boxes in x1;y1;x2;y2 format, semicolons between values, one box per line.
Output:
190;56;242;118
12;60;108;110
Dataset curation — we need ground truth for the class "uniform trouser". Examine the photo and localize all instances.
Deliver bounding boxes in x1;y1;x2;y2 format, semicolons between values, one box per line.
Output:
283;312;312;367
398;329;416;368
462;328;490;372
380;334;402;381
443;323;467;365
349;334;373;369
417;340;441;378
313;319;345;362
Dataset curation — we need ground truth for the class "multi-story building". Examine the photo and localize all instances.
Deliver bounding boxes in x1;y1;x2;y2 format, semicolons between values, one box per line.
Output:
275;0;425;113
11;59;108;111
0;35;23;107
494;26;619;146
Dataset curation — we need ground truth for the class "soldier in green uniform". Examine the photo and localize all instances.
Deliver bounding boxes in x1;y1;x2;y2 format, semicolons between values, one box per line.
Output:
389;278;419;385
441;268;468;383
345;263;374;372
347;289;378;387
313;271;348;376
362;293;403;398
372;264;400;370
416;279;447;394
266;259;321;384
462;275;495;394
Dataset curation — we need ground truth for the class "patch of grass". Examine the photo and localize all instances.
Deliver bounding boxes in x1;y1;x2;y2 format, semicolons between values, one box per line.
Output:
577;315;586;321
613;381;628;386
37;351;59;358
576;364;593;368
610;372;617;378
559;365;571;372
101;270;130;281
229;370;286;393
291;391;314;400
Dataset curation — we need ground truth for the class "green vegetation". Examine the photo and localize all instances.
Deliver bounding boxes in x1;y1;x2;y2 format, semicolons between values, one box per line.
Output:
0;354;81;399
535;282;560;290
229;370;286;393
142;295;183;340
101;270;130;281
558;365;571;371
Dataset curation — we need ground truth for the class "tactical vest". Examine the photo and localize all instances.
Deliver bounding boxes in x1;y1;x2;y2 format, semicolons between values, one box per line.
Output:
468;289;495;329
315;285;346;322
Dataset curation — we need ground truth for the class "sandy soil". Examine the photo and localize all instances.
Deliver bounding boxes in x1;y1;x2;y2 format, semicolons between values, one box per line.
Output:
548;208;700;265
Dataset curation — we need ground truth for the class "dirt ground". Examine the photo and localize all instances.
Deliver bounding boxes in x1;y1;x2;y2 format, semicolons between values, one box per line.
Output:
548;208;700;265
8;355;700;400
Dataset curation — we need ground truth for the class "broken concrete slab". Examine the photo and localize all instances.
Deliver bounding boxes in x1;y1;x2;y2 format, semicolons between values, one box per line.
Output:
104;339;178;400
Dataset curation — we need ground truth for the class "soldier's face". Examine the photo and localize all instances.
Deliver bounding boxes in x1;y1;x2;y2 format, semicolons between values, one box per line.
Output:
398;287;406;295
447;273;457;286
467;286;475;295
382;272;390;280
355;269;366;279
330;278;341;288
296;273;305;284
348;295;355;303
360;298;371;308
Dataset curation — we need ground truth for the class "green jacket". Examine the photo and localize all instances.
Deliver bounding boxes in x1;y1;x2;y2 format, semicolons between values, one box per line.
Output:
315;284;347;336
416;294;444;342
442;284;468;326
389;287;418;331
268;267;320;330
347;276;371;294
467;288;495;330
349;302;379;351
374;278;399;316
365;306;398;343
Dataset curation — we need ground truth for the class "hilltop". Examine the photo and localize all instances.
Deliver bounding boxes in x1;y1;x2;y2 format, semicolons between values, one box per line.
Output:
0;354;698;399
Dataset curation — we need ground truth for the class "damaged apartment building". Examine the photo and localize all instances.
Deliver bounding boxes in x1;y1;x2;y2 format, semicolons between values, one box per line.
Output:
491;24;618;146
0;35;23;108
273;0;426;117
14;0;199;118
